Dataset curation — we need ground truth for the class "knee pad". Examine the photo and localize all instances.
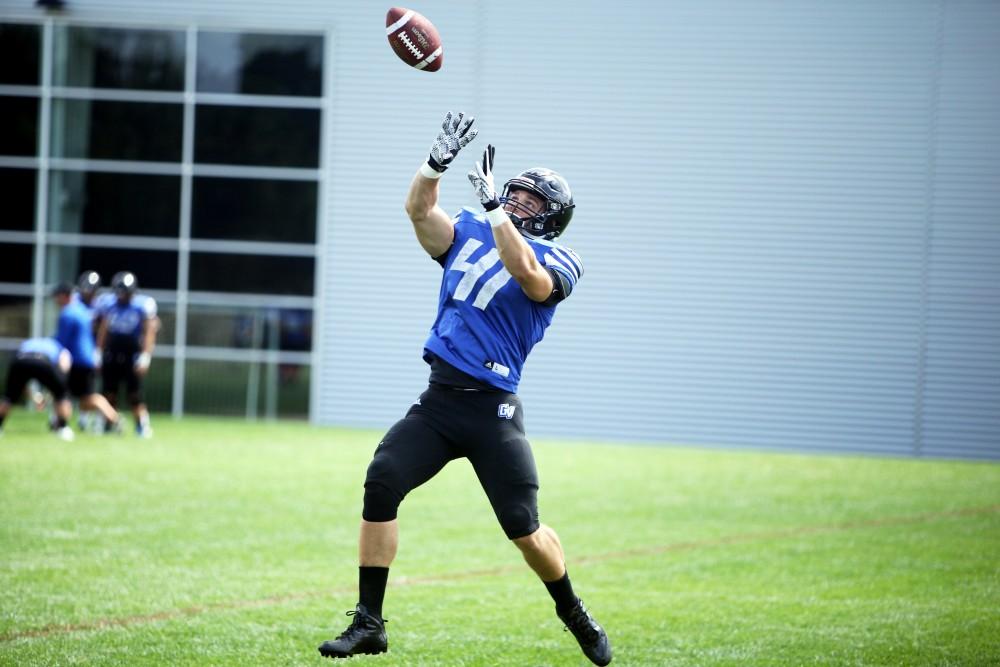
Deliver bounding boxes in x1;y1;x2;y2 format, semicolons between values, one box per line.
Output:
497;502;539;540
362;482;402;523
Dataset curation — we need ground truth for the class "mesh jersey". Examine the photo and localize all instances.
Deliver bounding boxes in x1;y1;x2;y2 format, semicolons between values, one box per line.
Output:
55;299;97;369
100;294;158;347
18;337;66;364
422;207;584;392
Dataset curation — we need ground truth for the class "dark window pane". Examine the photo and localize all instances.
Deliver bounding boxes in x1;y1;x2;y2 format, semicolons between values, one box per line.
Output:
189;253;313;295
195;105;318;167
1;168;36;231
197;31;323;97
48;171;180;236
0;296;33;338
192;176;316;243
0;96;38;156
51;99;182;162
0;243;33;282
0;23;41;85
186;305;311;352
143;357;174;413
46;246;178;290
152;304;176;346
184;359;250;416
273;364;309;418
55;26;185;91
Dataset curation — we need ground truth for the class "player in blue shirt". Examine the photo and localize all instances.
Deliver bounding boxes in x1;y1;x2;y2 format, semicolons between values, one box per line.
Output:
52;283;120;431
0;337;75;440
73;270;103;432
97;271;160;438
319;113;611;666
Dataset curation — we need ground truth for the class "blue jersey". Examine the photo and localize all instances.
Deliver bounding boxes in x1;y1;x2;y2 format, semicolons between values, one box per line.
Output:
55;299;97;369
423;207;583;392
100;294;157;348
17;337;67;365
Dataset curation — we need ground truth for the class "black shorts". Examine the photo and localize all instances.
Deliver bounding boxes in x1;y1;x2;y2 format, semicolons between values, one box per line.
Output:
364;383;540;539
4;355;68;402
102;356;143;400
67;364;96;398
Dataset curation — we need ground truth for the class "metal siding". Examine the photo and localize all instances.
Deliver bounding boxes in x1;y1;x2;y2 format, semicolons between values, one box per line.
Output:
921;1;1000;459
4;1;996;458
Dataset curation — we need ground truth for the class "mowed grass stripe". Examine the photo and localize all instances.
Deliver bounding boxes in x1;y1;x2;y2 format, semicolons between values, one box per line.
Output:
3;503;995;643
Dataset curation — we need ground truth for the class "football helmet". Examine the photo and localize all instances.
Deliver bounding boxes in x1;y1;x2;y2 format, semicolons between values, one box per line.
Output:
76;270;101;296
499;168;575;240
111;271;137;296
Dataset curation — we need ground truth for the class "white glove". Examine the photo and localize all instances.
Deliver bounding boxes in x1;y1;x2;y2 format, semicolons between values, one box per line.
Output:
422;111;478;177
134;351;151;373
468;144;508;227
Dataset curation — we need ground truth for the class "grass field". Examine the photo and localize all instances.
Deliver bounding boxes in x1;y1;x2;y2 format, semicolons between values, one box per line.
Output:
1;415;998;666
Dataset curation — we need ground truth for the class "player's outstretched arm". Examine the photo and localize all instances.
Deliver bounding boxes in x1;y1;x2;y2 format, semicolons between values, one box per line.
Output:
405;111;478;258
468;145;554;302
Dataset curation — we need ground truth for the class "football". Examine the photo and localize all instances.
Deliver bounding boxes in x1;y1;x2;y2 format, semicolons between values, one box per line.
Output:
385;7;443;72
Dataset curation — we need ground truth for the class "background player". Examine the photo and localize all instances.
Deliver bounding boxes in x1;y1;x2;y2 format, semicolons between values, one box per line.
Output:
318;113;611;665
97;271;160;438
53;283;121;432
74;270;103;432
0;337;75;441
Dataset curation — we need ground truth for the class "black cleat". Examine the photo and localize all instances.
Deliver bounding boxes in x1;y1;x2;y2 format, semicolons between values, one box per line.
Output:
557;598;612;666
318;604;388;659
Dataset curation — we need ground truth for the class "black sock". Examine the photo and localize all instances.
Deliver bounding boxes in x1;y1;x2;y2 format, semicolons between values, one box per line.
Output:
55;416;67;428
358;566;389;619
544;571;578;611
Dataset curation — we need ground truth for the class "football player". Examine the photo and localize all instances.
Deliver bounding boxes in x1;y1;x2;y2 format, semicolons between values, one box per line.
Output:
97;272;160;438
52;283;121;432
73;270;103;432
0;337;75;440
319;113;611;666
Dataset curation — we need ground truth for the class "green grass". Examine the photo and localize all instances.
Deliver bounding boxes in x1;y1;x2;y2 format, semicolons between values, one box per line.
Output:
1;415;998;666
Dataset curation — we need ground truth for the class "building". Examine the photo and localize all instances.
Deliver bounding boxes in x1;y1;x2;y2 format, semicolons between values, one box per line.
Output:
1;1;998;458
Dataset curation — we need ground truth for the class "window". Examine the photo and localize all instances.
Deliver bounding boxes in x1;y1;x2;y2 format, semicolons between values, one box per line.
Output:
185;305;312;351
46;246;179;290
0;23;40;85
2;22;325;420
48;170;181;236
189;253;314;295
197;31;323;97
0;168;37;231
0;96;39;156
192;176;317;243
54;25;185;91
0;297;33;338
0;243;33;283
50;99;183;162
195;105;320;167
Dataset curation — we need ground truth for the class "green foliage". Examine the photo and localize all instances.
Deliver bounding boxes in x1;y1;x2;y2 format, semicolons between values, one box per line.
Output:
1;416;998;665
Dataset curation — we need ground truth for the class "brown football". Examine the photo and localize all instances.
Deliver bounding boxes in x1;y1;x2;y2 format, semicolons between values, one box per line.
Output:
385;7;443;72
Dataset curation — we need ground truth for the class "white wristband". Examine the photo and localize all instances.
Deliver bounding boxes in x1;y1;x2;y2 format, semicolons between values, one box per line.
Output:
136;352;151;370
485;207;509;228
418;161;445;179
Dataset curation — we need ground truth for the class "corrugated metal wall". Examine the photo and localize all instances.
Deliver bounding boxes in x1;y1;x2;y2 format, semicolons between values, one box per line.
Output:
5;0;997;458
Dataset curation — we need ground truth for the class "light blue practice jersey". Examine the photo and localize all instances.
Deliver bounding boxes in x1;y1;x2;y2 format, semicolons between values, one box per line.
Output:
423;207;583;392
100;294;158;343
17;337;67;365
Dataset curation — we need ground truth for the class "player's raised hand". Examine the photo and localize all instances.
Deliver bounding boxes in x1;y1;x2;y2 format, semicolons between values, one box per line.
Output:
427;111;478;173
468;144;500;211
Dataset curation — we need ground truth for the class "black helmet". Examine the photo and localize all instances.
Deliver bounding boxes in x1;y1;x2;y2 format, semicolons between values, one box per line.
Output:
500;168;575;240
76;270;101;295
111;271;137;295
